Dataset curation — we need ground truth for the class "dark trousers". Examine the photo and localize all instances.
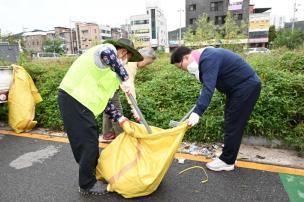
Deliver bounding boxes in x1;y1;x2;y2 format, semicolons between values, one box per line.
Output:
58;89;99;189
220;74;261;165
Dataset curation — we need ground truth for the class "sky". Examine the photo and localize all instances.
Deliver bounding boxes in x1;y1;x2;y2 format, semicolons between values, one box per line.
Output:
1;0;304;34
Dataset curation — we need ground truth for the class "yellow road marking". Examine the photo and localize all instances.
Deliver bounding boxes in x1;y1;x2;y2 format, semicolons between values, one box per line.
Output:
1;129;304;176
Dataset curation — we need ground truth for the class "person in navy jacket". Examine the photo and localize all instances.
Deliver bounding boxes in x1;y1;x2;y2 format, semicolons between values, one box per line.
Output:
171;46;261;171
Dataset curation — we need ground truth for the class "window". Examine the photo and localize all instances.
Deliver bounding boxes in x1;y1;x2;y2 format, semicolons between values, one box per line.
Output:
189;4;196;11
151;9;156;39
249;31;268;39
189;18;196;25
210;1;223;11
215;16;225;25
136;29;150;34
133;20;149;25
140;37;150;42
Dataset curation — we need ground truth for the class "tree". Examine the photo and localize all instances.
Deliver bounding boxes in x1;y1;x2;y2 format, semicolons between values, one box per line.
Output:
195;14;219;44
268;25;277;43
1;33;24;45
91;38;101;46
43;38;64;54
183;27;196;46
219;11;247;51
274;29;304;50
184;14;219;46
183;12;247;51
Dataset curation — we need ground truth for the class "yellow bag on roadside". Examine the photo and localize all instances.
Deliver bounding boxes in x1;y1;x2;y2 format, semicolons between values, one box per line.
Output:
8;65;42;133
96;121;188;198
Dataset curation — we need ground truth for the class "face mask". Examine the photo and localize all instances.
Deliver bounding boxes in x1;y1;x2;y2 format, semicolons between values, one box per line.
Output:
119;57;128;66
187;60;200;81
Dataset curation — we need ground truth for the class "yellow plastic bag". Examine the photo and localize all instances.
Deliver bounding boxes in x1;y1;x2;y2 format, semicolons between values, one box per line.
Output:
96;121;188;198
8;65;42;133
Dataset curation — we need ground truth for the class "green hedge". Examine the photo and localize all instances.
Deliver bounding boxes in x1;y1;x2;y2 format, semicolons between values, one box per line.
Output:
0;50;303;152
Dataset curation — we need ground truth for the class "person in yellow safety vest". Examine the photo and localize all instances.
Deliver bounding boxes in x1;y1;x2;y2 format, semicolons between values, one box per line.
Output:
100;48;156;142
58;38;143;195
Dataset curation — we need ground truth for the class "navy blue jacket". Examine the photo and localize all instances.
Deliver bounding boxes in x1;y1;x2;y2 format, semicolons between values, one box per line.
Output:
193;48;256;116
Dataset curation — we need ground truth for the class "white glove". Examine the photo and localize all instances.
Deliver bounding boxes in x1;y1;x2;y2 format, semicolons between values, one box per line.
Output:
187;112;200;127
120;79;132;95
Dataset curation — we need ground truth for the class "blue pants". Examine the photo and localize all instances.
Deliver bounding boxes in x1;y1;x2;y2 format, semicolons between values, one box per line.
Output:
220;74;261;165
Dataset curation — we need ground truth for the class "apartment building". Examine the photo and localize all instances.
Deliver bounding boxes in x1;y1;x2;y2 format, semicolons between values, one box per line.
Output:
186;0;250;29
100;25;112;41
54;27;77;54
130;4;168;48
22;31;47;52
75;22;100;52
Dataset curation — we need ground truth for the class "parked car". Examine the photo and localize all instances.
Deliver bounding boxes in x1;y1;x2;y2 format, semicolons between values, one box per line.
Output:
246;47;270;55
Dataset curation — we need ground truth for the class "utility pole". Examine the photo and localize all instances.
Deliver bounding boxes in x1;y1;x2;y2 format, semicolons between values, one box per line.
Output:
178;9;184;46
53;35;55;55
292;0;296;33
292;0;300;33
70;19;74;54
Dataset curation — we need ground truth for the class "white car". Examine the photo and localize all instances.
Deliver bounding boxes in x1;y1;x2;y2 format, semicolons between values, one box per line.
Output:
0;66;13;103
247;47;270;54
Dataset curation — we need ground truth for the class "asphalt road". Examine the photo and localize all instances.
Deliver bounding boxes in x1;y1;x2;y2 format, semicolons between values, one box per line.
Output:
0;133;292;202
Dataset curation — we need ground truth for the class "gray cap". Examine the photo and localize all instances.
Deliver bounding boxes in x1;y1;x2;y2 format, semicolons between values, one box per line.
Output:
138;48;156;59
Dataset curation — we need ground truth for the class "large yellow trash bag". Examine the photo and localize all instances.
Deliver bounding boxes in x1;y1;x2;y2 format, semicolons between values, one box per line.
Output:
96;121;188;198
8;65;42;133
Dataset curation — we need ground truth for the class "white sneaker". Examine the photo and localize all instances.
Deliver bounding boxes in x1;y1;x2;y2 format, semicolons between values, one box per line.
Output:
206;158;235;171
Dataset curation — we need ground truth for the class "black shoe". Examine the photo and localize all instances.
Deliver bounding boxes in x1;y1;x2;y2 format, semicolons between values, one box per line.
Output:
79;181;108;195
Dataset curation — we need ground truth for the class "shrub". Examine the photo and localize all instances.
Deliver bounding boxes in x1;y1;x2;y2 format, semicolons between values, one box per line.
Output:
0;51;303;152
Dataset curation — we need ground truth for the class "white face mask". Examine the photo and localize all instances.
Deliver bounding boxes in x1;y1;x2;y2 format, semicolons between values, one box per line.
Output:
187;60;200;81
119;57;128;66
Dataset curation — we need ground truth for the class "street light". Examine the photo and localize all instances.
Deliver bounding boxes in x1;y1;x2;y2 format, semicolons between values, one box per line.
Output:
178;9;184;46
70;19;81;54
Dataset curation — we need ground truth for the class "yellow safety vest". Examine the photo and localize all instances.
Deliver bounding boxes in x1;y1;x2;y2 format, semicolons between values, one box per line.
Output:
59;45;120;117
